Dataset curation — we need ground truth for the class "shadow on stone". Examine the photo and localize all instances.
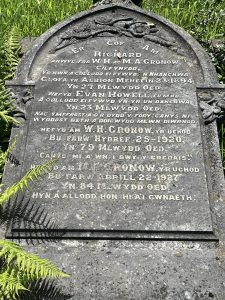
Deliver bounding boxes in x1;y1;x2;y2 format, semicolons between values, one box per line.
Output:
18;279;73;300
0;194;65;243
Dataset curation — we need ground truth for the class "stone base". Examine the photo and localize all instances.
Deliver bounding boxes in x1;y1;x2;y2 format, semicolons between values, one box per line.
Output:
22;240;225;300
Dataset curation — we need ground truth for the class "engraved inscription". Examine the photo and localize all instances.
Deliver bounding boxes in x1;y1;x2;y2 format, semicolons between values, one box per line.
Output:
21;36;213;232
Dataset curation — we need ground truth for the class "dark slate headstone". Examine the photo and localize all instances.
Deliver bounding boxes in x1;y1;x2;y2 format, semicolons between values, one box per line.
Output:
3;0;225;298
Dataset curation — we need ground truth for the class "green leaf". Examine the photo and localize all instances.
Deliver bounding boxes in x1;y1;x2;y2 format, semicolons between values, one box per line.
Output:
0;240;70;281
0;269;28;300
0;159;58;206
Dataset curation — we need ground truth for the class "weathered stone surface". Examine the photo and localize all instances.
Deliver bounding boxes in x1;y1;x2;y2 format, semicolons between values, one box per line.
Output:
93;0;141;6
20;37;37;54
21;240;225;300
3;1;225;298
15;32;214;234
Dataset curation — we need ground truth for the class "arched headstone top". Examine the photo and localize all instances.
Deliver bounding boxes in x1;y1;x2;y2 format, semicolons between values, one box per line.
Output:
10;2;218;86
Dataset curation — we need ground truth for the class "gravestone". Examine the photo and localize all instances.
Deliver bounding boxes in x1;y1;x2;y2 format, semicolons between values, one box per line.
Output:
3;0;225;298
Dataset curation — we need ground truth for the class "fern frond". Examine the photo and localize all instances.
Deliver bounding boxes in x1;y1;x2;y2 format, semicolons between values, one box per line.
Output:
0;82;19;126
0;240;70;281
0;27;21;81
0;27;21;169
0;269;28;300
0;81;11;108
0;137;18;182
0;159;57;206
0;137;17;169
0;80;18;162
0;110;19;125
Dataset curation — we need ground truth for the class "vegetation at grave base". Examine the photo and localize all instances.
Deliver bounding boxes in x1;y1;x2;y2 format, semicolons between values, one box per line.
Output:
0;154;69;300
0;240;69;300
